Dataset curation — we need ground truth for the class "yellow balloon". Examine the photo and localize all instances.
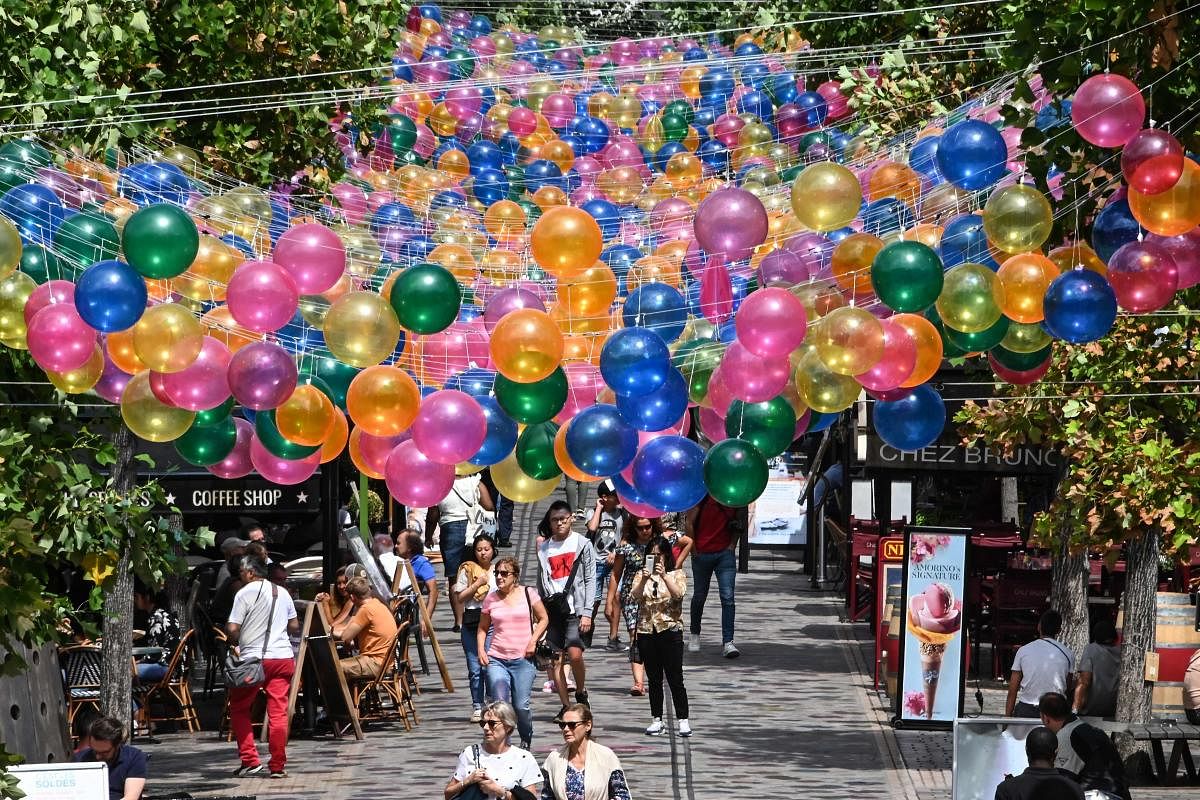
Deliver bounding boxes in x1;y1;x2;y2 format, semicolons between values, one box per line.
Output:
121;371;196;442
794;348;861;414
133;303;204;373
1000;321;1053;354
162;145;201;177
323;291;402;368
936;263;1005;333
812;306;884;376
1128;159;1200;236
0;216;21;277
490;308;563;383
276;384;336;446
48;344;104;394
791;162;862;232
982;184;1053;254
0;271;37;341
490;450;560;503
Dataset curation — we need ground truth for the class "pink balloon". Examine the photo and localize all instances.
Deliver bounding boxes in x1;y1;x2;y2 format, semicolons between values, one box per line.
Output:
735;287;807;357
1121;128;1185;195
556;362;603;423
507;107;537;136
357;429;410;475
757;248;812;288
1147;228;1200;290
208;418;255;479
1071;73;1145;149
541;93;576;128
28;304;96;372
227;341;298;410
24;280;75;324
330;182;368;225
227;260;300;333
856;320;917;392
617;491;665;520
94;352;132;404
412;389;487;464
697;406;727;444
1106;240;1178;313
700;262;734;324
721;342;790;404
159;336;232;411
988;353;1051;386
866;386;914;402
148;371;176;405
272;223;346;294
445;86;483;121
694;187;768;264
385;439;456;507
706;367;736;417
416;325;475;386
250;436;320;485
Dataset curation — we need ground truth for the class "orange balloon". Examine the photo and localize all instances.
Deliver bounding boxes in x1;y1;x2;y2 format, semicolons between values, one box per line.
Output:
428;243;478;283
320;408;349;463
201;305;257;352
831;233;884;299
892;313;943;387
489;308;564;382
905;223;944;249
921;183;973;223
868;162;923;206
276;384;336;447
345;365;420;437
628;254;682;292
530;206;603;278
481;248;524;282
997;253;1060;323
559;261;617;318
1128;159;1200;236
532;185;568;210
541;139;576;172
437;148;470;178
483;200;526;240
1048;242;1106;276
105;328;147;374
597;167;644;205
554;421;602;482
550;302;613;335
665;152;703;189
561;333;606;365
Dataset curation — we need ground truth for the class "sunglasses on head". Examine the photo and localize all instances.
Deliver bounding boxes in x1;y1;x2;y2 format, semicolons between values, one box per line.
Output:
556;720;584;730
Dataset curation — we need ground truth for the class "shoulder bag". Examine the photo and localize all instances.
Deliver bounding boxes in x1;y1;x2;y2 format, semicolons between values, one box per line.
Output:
524;587;555;670
222;582;278;690
540;546;584;620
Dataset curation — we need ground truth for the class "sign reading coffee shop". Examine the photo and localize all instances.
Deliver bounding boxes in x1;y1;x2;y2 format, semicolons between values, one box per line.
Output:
158;473;321;515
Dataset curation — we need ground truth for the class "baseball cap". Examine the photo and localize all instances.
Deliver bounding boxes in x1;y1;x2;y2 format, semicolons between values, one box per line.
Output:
597;479;616;497
220;537;251;554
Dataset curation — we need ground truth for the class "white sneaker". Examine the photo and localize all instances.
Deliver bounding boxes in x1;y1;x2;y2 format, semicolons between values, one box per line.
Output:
722;641;740;659
687;633;700;653
678;719;692;737
470;707;482;723
644;718;665;736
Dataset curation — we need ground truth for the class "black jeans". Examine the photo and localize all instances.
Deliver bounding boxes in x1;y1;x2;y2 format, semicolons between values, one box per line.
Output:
640;629;688;719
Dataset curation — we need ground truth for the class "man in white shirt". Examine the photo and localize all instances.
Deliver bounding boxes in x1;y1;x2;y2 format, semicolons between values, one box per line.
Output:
373;533;400;584
1006;609;1075;718
537;502;597;719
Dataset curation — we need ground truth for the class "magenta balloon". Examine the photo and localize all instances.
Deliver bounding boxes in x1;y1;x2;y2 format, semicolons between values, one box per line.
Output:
699;262;734;323
599;137;643;170
250;436;320;485
697;405;727;444
783;233;835;280
855;319;917;392
209;418;255;479
272;223;346;293
683;239;706;280
866;386;914;402
148;371;176;405
24;280;76;324
1120;128;1185;195
507;107;537;136
412;389;487;464
445;86;483;121
541;93;576;128
706;367;735;416
27;304;96;372
735;287;807;357
988;353;1051;386
159;336;232;411
1147;228;1200;290
556;362;603;423
721;342;790;404
227;260;300;333
1071;73;1145;148
331;182;368;225
385;439;456;507
757;248;812;288
226;341;298;410
694;187;768;264
358;430;410;475
417;325;474;385
1106;240;1178;313
93;352;132;403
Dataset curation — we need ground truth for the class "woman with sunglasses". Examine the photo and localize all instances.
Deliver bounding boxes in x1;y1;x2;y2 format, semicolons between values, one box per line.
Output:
478;557;549;750
540;704;631;800
445;701;541;800
606;516;661;696
457;534;499;723
630;536;690;737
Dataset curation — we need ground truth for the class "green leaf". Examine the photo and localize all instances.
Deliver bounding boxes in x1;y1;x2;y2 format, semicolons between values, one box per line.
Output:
129;10;150;33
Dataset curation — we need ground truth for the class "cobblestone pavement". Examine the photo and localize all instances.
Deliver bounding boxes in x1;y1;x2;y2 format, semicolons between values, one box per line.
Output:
138;492;1193;799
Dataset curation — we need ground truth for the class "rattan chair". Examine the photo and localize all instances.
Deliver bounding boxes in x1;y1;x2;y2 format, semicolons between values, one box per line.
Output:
134;629;199;733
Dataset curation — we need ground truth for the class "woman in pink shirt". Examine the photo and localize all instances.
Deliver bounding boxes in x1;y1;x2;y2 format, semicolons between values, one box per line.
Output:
478;556;548;750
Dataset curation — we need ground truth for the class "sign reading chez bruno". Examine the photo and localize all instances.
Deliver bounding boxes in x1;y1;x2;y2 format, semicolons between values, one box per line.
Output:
865;435;1060;475
156;473;321;515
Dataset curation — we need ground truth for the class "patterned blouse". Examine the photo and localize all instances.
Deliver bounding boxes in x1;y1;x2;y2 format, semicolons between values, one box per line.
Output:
143;608;181;666
541;764;633;800
635;570;687;635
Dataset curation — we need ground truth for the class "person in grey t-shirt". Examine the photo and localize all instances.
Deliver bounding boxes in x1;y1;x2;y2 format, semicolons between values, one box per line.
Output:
1073;619;1121;717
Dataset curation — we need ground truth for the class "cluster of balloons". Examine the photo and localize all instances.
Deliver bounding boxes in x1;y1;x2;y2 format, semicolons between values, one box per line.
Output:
0;4;1197;516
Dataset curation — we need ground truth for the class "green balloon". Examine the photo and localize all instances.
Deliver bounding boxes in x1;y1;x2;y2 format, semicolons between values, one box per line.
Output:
661;113;689;142
194;397;235;427
301;355;359;409
298;373;338;407
703;438;769;507
19;243;61;284
515;421;561;481
990;343;1052;372
800;131;833;152
175;417;238;466
0;158;29;195
674;341;724;404
516;198;540;222
446;48;475;79
255;409;321;459
389;116;418;156
871;240;944;313
121;203;199;279
944;314;1010;353
0;140;52;168
924;308;968;359
663;100;694;127
53;211;120;271
494;367;567;424
778;164;804;183
389;263;461;334
725;397;797;459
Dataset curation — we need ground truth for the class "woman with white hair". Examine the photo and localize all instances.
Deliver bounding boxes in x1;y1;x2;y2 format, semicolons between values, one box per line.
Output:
445;701;541;800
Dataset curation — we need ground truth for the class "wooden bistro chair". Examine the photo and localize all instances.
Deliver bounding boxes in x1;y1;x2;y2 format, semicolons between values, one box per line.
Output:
60;644;103;742
134;629;200;733
347;622;413;730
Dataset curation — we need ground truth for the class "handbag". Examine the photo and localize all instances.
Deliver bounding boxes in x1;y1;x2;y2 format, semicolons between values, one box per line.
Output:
540;546;584;620
455;744;488;800
222;582;278;690
524;587;555;670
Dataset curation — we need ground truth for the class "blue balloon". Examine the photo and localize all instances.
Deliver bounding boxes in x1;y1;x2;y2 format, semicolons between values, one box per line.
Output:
873;384;947;452
768;73;798;104
469;14;492;34
935;120;1008;190
391;57;413;82
697;138;729;172
469;396;518;467
616;368;688;431
524;159;563;192
737;90;773;122
74;259;147;332
908;136;943;182
467;140;504;174
444;367;496;399
0;183;64;244
1035;99;1072;132
570;116;610;154
608;472;662;512
863;198;915;237
601;244;641;281
806;411;839;433
1042;270;1118;343
734;42;762;57
581;198;620;240
654;141;687;173
623;283;687;343
1091;197;1141;262
794;92;829;128
430;190;468;213
741;63;770;89
565;404;639;476
473;168;509;205
716;319;737;343
600;327;671;397
939;214;991;268
632;435;708;513
371;201;417;234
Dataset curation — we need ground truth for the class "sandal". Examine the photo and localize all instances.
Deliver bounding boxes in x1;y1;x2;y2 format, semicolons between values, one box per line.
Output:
629;684;645;696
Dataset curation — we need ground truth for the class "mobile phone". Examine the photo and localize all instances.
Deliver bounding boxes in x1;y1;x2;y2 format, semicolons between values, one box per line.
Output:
644;554;657;575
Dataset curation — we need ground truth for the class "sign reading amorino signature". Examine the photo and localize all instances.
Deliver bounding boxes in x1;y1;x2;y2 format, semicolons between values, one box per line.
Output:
865;436;1060;474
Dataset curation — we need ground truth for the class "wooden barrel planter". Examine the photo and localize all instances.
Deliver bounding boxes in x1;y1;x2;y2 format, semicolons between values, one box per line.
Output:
1117;592;1200;718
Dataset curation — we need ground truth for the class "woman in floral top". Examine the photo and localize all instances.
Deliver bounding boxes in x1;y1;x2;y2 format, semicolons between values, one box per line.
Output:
134;585;181;683
606;515;659;696
630;536;690;738
540;704;631;800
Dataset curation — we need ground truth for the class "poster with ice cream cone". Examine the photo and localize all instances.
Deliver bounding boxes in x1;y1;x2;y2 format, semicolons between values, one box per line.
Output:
894;527;969;728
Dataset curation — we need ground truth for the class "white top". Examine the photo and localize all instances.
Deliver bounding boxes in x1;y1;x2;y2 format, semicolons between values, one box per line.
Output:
439;475;481;524
452;744;541;800
1054;717;1086;775
454;564;497;610
229;580;297;660
378;552;400;582
1012;637;1075;705
538;532;586;614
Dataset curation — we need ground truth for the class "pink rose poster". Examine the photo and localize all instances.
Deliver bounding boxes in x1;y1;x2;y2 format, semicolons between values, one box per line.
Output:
896;529;968;727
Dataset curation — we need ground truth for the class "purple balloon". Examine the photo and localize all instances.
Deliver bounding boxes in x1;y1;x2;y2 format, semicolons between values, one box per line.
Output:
1147;228;1200;290
484;286;545;334
694;187;768;263
756;248;812;288
35;168;84;208
227;341;298;410
385;439;456;507
208;417;254;479
412;389;487;464
227;260;300;333
94;352;132;404
250;435;320;485
159;336;232;411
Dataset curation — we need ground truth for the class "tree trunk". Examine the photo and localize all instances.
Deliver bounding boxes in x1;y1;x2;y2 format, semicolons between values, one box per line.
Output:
1000;477;1019;524
164;512;191;632
1116;529;1159;724
1050;522;1089;659
100;426;136;729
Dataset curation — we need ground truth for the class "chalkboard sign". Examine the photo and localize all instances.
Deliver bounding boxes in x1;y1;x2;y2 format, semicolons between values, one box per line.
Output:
299;601;362;740
341;527;393;601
